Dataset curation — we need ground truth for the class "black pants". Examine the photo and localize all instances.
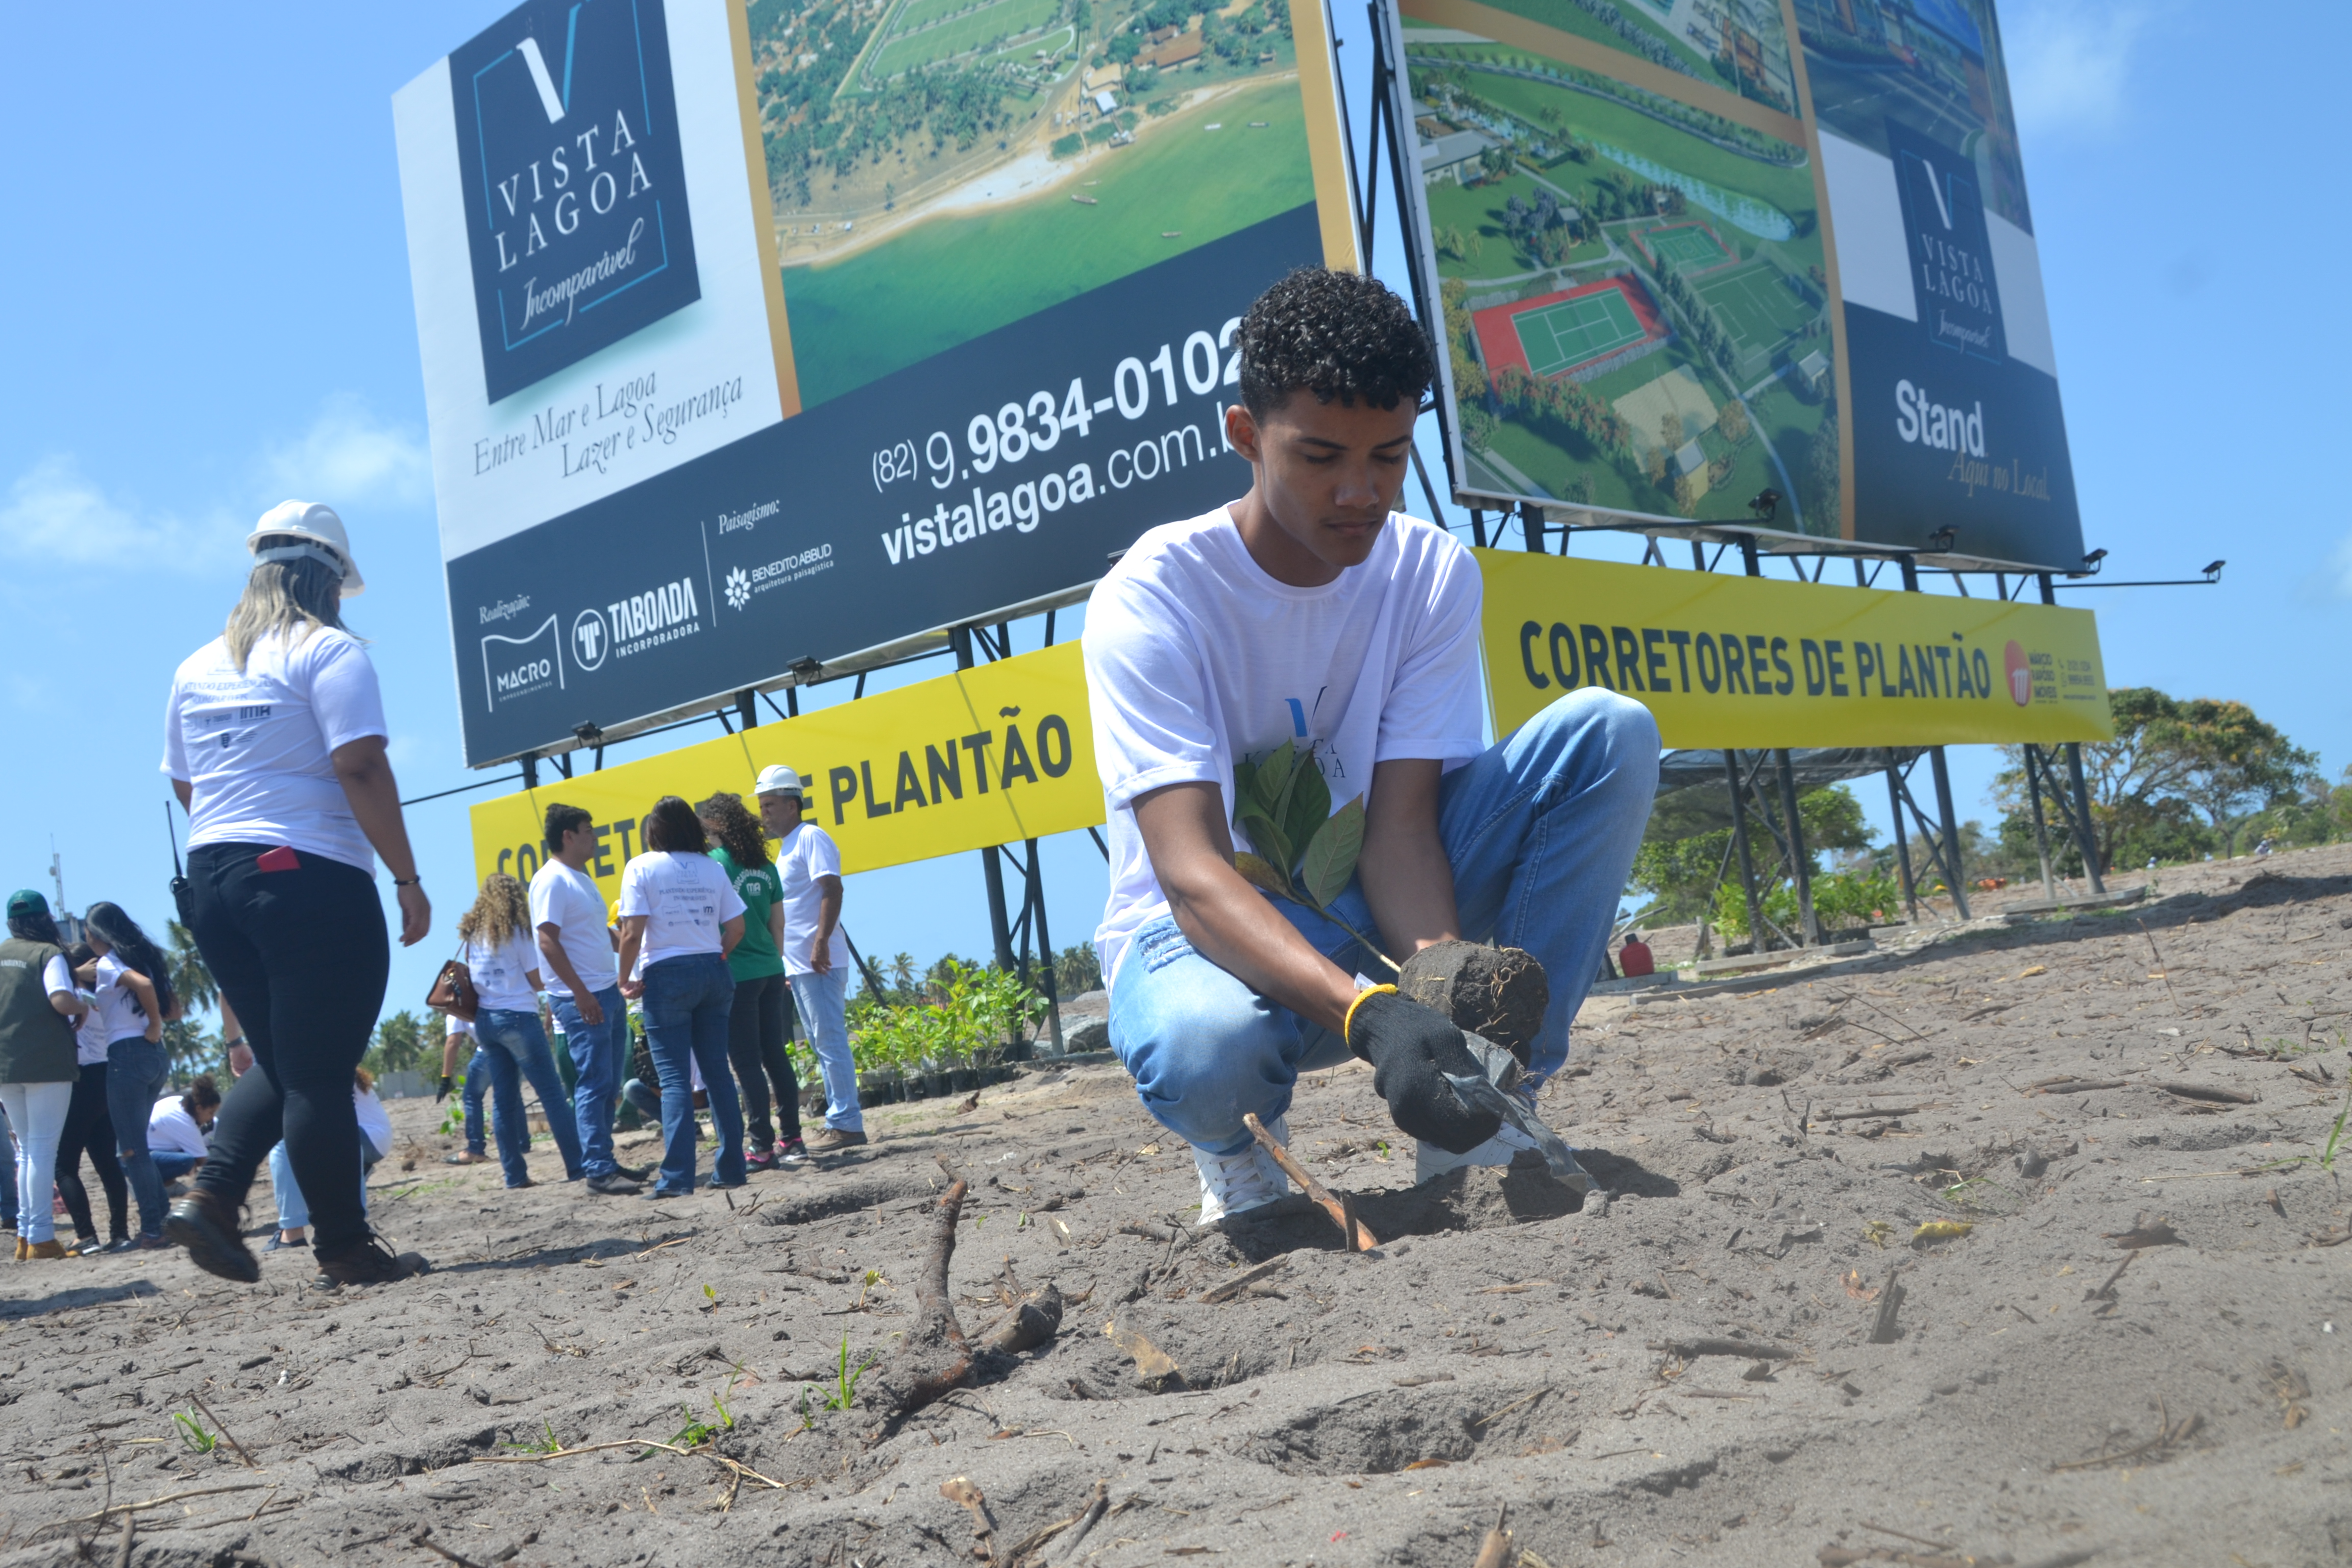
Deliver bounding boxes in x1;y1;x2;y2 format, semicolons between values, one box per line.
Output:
55;1062;127;1243
726;972;801;1147
188;843;389;1259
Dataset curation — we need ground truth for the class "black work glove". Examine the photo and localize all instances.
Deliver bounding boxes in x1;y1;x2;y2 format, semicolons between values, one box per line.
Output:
436;1075;454;1104
1343;988;1503;1154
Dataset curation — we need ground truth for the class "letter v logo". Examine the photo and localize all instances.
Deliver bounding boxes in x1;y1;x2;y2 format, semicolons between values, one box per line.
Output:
516;36;566;124
1924;167;1953;230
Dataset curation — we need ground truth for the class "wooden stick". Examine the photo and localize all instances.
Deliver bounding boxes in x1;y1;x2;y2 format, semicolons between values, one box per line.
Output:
1244;1114;1377;1251
1198;1256;1289;1305
1048;1479;1110;1568
31;1482;273;1535
187;1394;258;1471
1646;1337;1797;1360
412;1530;488;1568
1471;1503;1514;1568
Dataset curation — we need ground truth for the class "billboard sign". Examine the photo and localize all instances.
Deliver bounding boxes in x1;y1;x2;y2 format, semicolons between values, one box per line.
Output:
469;641;1102;892
1479;551;2111;748
1384;0;2082;570
398;0;1360;766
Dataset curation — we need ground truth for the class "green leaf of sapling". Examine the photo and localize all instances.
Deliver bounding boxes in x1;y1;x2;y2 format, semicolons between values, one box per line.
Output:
1250;740;1298;819
1231;852;1294;900
1282;758;1332;878
1236;806;1292;877
1301;796;1365;910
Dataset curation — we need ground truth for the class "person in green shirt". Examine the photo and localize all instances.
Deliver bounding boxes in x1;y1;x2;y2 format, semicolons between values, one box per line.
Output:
698;793;805;1169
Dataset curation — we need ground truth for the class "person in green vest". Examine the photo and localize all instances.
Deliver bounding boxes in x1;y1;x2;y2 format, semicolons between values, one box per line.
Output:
698;792;804;1170
0;890;97;1261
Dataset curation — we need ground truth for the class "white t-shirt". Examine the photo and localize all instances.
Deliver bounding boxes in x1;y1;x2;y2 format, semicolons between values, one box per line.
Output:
354;1086;392;1161
617;851;745;970
161;626;388;872
149;1095;210;1160
1082;506;1484;987
88;953;151;1048
462;930;541;1013
74;989;110;1065
528;860;619;997
446;1014;474;1041
772;824;848;976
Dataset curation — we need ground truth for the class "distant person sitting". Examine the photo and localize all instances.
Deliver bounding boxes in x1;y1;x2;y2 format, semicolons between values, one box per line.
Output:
1617;932;1654;978
148;1076;222;1183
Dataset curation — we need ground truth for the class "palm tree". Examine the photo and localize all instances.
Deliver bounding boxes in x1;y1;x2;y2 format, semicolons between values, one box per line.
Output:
167;920;218;1017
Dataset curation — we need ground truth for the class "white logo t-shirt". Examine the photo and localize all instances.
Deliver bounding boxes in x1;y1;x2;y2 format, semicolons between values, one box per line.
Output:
1080;506;1485;987
618;851;746;970
772;823;849;977
160;626;388;872
462;930;543;1014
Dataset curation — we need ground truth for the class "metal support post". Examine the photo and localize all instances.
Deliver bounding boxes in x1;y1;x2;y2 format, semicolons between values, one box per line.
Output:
1773;748;1820;943
1520;501;1544;553
523;755;539;790
1027;838;1064;1057
1884;750;1918;922
2023;745;2056;899
2037;572;2107;894
1926;746;1971;920
1739;534;1761;577
737;689;758;729
1723;750;1768;951
954;626;1020;971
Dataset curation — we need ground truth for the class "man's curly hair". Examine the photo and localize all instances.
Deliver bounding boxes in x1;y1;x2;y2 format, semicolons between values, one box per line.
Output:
1235;268;1434;419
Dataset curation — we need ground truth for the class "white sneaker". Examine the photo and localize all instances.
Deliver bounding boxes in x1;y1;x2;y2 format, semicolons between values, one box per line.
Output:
1194;1133;1287;1224
1415;1119;1541;1183
1256;1115;1295;1198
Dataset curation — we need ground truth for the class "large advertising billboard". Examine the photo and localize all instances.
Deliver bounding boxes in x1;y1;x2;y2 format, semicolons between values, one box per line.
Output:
397;0;1359;765
1384;0;2082;571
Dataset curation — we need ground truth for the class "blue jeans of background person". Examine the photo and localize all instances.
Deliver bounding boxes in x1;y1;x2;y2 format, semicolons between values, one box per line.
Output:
0;1103;15;1231
550;986;628;1180
269;1139;380;1231
106;1037;172;1238
475;1007;586;1186
153;1152;202;1181
1109;688;1659;1157
622;1076;664;1124
641;954;744;1192
794;968;860;1134
461;1046;493;1155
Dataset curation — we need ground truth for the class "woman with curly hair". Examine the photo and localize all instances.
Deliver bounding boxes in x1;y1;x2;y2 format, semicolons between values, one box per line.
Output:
698;791;803;1170
457;872;583;1189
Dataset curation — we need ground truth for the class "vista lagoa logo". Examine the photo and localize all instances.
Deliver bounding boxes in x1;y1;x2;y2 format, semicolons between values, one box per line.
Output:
449;0;700;404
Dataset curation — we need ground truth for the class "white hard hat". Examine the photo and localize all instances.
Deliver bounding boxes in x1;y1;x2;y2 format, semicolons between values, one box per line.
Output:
248;500;364;596
754;765;805;799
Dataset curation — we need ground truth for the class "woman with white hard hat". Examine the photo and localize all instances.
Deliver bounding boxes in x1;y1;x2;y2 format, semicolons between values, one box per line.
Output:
160;501;433;1289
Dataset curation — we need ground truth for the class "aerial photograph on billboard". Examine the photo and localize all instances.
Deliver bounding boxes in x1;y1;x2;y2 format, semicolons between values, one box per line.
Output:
753;0;1324;404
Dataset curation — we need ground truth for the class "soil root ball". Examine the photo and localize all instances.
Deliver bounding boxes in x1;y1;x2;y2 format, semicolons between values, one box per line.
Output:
1398;940;1549;1064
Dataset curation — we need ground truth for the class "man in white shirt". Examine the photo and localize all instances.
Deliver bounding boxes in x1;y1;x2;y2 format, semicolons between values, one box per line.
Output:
754;767;862;1150
1083;268;1658;1223
530;804;645;1194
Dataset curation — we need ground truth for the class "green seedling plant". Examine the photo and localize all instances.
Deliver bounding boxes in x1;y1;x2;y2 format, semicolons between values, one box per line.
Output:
436;1073;467;1137
504;1419;563;1456
664;1391;735;1451
172;1411;219;1456
1229;739;1389;969
824;1334;878;1412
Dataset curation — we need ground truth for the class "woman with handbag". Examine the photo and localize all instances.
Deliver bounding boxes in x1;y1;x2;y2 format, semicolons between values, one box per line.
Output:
161;501;432;1289
616;796;747;1197
453;872;583;1188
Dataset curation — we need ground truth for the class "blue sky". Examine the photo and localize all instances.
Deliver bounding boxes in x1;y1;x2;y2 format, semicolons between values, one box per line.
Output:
3;2;2344;1032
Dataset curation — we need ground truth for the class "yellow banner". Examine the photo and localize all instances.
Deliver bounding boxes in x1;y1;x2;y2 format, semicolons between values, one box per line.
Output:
1478;550;2112;749
469;643;1104;895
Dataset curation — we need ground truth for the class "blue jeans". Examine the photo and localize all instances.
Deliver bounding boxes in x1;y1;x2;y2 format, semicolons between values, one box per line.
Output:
1108;688;1658;1156
794;968;860;1133
461;1047;492;1154
550;986;628;1179
269;1139;379;1231
106;1037;172;1238
475;1008;586;1186
641;954;744;1191
153;1152;202;1181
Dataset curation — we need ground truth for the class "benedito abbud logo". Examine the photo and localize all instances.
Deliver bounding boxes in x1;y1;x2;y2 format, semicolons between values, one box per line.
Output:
449;0;700;404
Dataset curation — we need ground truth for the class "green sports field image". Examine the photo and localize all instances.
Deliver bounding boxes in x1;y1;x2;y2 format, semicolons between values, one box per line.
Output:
1643;222;1734;273
1693;260;1820;370
785;80;1312;406
1513;289;1645;378
866;0;1062;82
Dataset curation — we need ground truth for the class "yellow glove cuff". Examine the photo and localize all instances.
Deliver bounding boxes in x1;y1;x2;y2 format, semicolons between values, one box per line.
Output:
1342;983;1398;1044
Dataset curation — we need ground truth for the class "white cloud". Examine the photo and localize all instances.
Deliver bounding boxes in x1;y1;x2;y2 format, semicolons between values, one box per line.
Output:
0;396;429;575
0;455;227;568
258;396;431;511
2003;1;2155;140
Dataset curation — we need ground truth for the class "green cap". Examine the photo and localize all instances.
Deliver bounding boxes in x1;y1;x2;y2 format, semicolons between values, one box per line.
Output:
5;889;48;919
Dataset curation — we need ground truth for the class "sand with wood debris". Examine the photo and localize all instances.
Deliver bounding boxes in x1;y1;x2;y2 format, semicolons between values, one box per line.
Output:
3;849;2347;1567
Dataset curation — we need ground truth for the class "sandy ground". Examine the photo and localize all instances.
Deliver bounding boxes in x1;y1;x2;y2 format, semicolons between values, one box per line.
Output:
4;848;2348;1567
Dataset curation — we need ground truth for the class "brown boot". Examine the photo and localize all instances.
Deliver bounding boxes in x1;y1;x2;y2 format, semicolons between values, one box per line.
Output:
23;1239;66;1260
803;1126;868;1153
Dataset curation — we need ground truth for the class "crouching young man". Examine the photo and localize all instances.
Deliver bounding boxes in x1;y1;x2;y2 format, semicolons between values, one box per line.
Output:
1082;268;1660;1223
